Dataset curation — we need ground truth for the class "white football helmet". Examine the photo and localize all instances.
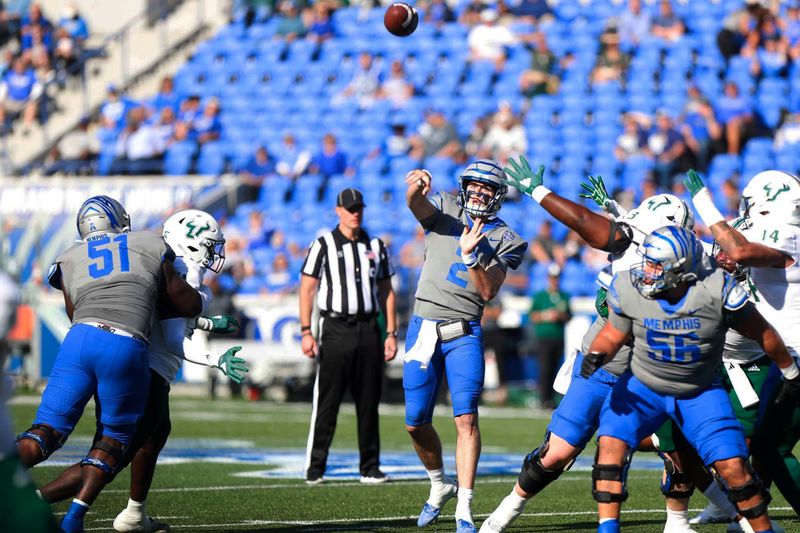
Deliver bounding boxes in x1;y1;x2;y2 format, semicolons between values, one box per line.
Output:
457;159;508;218
741;170;800;226
631;225;706;298
624;194;695;235
77;195;131;241
162;209;225;272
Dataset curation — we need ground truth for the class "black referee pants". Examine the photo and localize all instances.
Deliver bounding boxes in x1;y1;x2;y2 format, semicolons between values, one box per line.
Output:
305;316;384;479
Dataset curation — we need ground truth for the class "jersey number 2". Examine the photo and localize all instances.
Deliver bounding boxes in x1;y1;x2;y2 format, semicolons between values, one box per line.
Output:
88;234;130;279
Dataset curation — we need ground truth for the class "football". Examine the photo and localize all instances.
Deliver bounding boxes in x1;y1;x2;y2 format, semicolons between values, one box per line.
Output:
384;2;419;37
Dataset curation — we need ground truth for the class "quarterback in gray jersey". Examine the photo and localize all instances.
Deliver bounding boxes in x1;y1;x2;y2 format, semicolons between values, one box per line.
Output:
582;225;800;533
403;160;526;532
16;196;202;533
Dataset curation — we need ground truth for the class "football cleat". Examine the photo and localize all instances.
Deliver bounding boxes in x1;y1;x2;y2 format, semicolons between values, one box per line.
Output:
479;516;507;533
662;524;697;533
417;478;458;527
456;519;477;533
113;509;170;532
726;519;783;533
688;502;732;525
360;470;390;484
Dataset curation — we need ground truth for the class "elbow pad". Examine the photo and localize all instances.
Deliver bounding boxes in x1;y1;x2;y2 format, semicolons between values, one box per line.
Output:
606;220;633;255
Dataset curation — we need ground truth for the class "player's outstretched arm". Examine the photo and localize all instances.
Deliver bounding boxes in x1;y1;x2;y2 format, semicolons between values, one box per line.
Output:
504;157;629;252
405;169;436;223
161;259;203;317
729;303;800;404
195;315;240;334
684;169;792;268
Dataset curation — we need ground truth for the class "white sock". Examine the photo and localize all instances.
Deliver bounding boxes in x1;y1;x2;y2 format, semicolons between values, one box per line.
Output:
737;517;756;533
125;498;145;516
455;487;474;524
488;490;528;527
703;483;737;520
599;517;616;524
665;507;690;527
426;467;445;486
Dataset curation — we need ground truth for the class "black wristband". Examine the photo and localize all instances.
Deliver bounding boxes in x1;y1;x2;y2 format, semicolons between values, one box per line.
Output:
301;325;311;332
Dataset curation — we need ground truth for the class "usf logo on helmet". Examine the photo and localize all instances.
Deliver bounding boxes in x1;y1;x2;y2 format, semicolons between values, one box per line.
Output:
77;195;131;241
457;159;508;218
631;225;705;298
162;209;226;272
741;170;800;226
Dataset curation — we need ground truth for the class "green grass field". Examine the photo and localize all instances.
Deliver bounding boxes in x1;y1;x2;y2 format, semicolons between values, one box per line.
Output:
9;396;797;532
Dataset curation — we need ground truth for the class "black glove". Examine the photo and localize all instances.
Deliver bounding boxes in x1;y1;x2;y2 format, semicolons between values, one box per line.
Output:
776;374;800;406
580;351;607;379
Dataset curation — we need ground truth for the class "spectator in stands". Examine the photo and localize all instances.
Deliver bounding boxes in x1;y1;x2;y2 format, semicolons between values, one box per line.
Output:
720;178;741;219
100;84;137;130
275;132;311;180
275;0;306;42
616;0;650;50
239;145;275;203
307;3;334;43
717;0;768;61
382;122;411;158
510;0;553;24
774;112;800;151
336;51;381;109
20;3;52;47
0;1;29;46
265;252;296;294
651;0;684;43
459;0;487;27
422;0;455;28
149;76;179;114
530;219;564;265
378;59;414;109
24;24;52;74
468;8;516;71
679;87;722;172
562;230;583;264
409;108;460;161
480;102;527;161
113;107;164;175
519;32;558;98
0;57;40;133
644;110;686;189
178;94;202;126
614;113;647;161
786;3;800;61
309;133;351;178
151;106;176;147
591;30;630;85
716;81;753;154
529;263;571;410
193;98;222;145
58;3;88;43
754;36;789;78
44;116;96;175
54;27;81;79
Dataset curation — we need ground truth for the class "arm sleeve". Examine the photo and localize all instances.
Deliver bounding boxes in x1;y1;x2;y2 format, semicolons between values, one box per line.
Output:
418;193;443;230
377;239;395;280
47;262;62;290
301;238;326;279
606;220;634;255
608;307;633;333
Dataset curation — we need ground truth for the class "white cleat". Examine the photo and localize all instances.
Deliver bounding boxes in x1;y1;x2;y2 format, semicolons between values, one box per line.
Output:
689;501;732;525
113;509;170;532
479;515;512;533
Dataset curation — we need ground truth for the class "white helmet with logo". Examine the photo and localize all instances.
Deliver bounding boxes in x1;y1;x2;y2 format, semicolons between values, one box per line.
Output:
741;170;800;226
162;209;225;272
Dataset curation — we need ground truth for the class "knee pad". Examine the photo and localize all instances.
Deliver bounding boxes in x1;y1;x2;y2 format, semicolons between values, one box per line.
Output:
711;464;771;520
80;440;125;476
592;446;632;504
658;452;695;499
16;424;65;459
517;432;569;496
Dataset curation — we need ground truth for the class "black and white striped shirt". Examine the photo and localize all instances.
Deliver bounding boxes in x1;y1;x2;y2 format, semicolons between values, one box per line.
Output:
301;228;394;315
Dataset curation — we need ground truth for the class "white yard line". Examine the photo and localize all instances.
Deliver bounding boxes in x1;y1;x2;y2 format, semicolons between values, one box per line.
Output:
84;507;795;531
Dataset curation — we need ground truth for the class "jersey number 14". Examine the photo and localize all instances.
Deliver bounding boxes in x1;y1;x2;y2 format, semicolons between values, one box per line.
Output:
88;234;130;279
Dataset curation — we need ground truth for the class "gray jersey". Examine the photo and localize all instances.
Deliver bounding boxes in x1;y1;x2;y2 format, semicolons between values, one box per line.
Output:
581;315;632;377
607;266;749;397
414;192;528;321
48;231;171;342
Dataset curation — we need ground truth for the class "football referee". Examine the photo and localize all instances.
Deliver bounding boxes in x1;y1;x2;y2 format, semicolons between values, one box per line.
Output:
299;187;398;485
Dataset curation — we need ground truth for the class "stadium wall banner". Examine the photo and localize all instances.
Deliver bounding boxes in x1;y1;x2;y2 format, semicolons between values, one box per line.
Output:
0;176;221;216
